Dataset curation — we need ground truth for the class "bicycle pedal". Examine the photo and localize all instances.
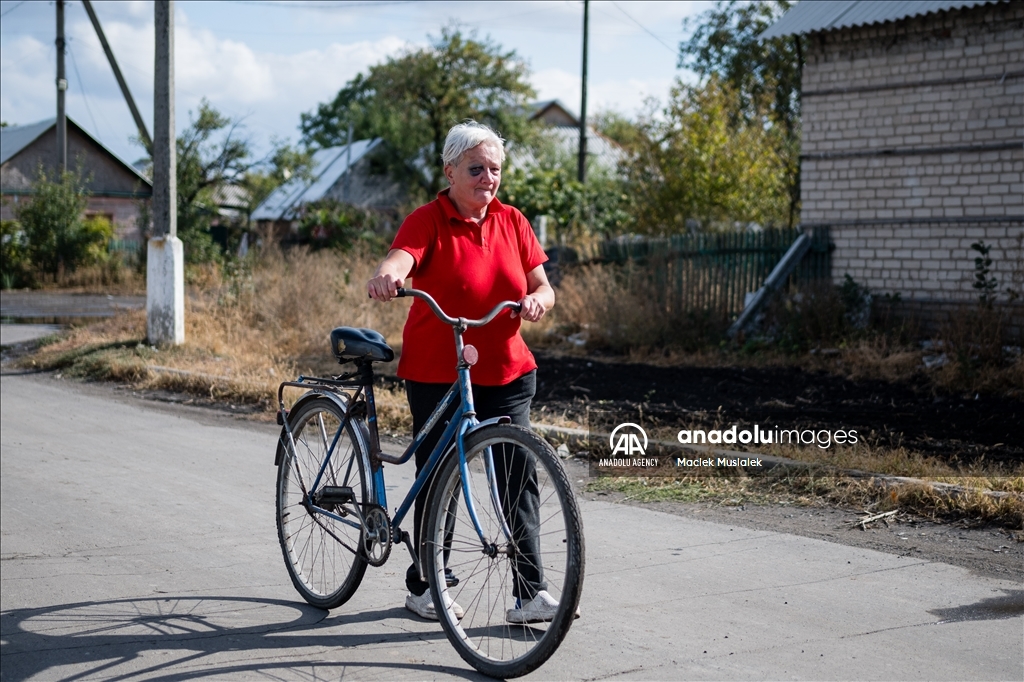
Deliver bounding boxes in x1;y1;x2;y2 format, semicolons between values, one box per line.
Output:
315;486;355;506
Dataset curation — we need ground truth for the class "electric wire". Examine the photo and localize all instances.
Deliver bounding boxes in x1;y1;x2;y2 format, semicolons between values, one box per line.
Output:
609;1;678;56
230;0;414;9
66;39;104;143
1;1;27;18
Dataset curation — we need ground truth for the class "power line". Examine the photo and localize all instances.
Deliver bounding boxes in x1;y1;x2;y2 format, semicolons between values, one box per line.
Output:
66;40;104;142
229;0;414;9
609;1;677;56
1;1;27;18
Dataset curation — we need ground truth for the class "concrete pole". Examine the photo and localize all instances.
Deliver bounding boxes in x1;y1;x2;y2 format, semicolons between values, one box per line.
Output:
55;0;67;172
148;0;184;345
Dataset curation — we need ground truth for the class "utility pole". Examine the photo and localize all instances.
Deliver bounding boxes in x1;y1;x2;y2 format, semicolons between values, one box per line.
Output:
82;0;152;151
148;0;184;345
55;0;67;172
344;122;353;202
577;0;589;184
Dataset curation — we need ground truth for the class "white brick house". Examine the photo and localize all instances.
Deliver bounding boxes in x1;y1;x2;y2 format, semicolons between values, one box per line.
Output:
763;0;1022;337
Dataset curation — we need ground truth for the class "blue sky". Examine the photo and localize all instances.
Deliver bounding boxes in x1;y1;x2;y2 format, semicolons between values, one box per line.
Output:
1;0;711;164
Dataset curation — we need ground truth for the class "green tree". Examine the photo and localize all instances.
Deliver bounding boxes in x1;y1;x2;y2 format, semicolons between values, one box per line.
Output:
14;167;112;278
591;110;646;155
300;27;535;196
680;0;802;225
624;77;791;233
501;136;632;244
243;141;314;215
175;99;254;263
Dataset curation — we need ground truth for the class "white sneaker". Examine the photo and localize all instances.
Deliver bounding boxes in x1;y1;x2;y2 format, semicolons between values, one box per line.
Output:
405;591;464;620
506;590;580;624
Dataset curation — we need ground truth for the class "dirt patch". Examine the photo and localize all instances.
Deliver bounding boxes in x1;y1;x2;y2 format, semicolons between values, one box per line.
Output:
533;350;1024;469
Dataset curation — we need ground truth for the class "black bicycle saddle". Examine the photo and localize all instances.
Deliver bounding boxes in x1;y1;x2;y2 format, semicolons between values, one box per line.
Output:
330;327;395;363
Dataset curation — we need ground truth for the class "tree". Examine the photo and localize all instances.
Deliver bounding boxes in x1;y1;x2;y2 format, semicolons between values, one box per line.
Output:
623;77;791;233
243;142;314;215
300;27;535;196
175;100;254;263
501;136;633;244
14;166;112;278
680;0;802;225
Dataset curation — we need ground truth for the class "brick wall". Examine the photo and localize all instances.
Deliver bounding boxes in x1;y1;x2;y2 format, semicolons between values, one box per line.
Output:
798;1;1022;339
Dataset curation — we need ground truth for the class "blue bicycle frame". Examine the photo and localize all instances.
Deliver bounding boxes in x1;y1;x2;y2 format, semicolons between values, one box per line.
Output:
281;287;519;566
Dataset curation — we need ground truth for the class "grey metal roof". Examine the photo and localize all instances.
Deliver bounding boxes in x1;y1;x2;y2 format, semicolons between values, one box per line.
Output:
1;118;56;165
760;0;1001;39
1;116;152;186
251;138;381;221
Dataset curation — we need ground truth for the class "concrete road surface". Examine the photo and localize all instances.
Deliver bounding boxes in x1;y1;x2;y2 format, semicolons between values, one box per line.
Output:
1;374;1021;681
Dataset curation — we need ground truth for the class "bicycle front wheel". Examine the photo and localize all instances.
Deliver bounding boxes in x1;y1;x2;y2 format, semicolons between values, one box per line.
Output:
424;424;584;679
276;396;369;609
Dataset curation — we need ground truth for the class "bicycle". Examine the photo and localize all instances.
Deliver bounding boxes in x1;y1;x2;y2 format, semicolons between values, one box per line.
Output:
273;287;585;678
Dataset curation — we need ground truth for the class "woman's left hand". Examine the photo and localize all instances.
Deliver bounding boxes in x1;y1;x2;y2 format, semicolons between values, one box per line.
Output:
513;293;547;322
513;265;554;322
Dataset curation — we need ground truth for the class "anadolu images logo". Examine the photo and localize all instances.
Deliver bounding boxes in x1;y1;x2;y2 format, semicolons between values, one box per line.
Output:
610;423;648;456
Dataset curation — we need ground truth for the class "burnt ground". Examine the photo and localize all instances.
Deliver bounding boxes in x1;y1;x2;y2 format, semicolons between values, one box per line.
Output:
533;350;1024;469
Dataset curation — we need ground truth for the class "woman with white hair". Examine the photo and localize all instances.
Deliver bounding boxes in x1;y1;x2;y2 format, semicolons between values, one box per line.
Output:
368;120;557;623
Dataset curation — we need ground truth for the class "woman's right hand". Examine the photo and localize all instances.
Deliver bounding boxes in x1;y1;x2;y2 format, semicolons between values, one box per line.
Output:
367;249;415;302
367;272;404;301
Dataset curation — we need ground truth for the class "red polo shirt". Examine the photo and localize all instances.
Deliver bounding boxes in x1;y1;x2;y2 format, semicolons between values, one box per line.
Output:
391;190;547;386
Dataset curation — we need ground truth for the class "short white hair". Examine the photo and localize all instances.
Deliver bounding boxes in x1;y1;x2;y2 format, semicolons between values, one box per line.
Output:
442;121;506;167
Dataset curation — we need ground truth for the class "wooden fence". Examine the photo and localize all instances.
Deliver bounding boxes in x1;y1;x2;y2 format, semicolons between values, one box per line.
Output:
595;227;832;320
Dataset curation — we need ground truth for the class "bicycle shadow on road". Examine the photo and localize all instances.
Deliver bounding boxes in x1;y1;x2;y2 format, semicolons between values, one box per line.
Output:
0;595;489;681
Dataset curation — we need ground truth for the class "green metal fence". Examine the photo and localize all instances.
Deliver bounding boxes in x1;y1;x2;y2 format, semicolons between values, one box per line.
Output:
596;227;832;319
109;239;142;257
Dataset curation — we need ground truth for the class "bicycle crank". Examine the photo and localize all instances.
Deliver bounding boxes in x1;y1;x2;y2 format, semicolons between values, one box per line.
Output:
362;504;392;567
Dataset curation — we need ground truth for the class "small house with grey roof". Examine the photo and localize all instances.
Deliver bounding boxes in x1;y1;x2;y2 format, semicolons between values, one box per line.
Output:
251;138;406;238
1;116;152;242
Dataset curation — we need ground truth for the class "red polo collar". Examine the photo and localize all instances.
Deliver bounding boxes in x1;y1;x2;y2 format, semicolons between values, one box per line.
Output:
436;188;510;225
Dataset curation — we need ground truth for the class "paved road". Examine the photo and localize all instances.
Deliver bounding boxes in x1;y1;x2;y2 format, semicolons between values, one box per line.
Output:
0;290;145;348
0;291;145;320
1;374;1021;681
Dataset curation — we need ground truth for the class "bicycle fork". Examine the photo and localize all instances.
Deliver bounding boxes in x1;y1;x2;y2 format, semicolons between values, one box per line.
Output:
457;420;515;556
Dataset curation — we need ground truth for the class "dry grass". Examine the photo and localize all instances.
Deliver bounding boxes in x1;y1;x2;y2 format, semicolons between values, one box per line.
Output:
21;259;145;295
587;472;1024;528
584;419;1023;527
22;246;413;428
536;263;727;353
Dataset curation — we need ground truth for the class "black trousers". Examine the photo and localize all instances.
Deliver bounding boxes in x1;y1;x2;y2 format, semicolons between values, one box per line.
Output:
405;370;546;600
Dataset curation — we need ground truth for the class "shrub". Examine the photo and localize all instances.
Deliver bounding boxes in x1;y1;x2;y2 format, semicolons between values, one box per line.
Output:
1;219;31;289
14;167;111;278
295;199;389;253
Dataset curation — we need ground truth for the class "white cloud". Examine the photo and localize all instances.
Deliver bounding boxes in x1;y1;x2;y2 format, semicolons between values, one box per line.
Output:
1;0;709;160
532;67;677;118
2;6;410;159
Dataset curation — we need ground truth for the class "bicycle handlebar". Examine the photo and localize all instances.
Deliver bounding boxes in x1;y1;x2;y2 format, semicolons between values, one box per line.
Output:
396;287;521;328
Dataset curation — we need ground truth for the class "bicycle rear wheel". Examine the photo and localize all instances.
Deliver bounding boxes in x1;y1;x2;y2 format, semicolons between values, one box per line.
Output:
276;396;369;609
424;424;584;678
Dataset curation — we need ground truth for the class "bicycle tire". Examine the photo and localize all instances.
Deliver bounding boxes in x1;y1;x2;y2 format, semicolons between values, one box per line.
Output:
276;396;369;609
424;424;584;678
